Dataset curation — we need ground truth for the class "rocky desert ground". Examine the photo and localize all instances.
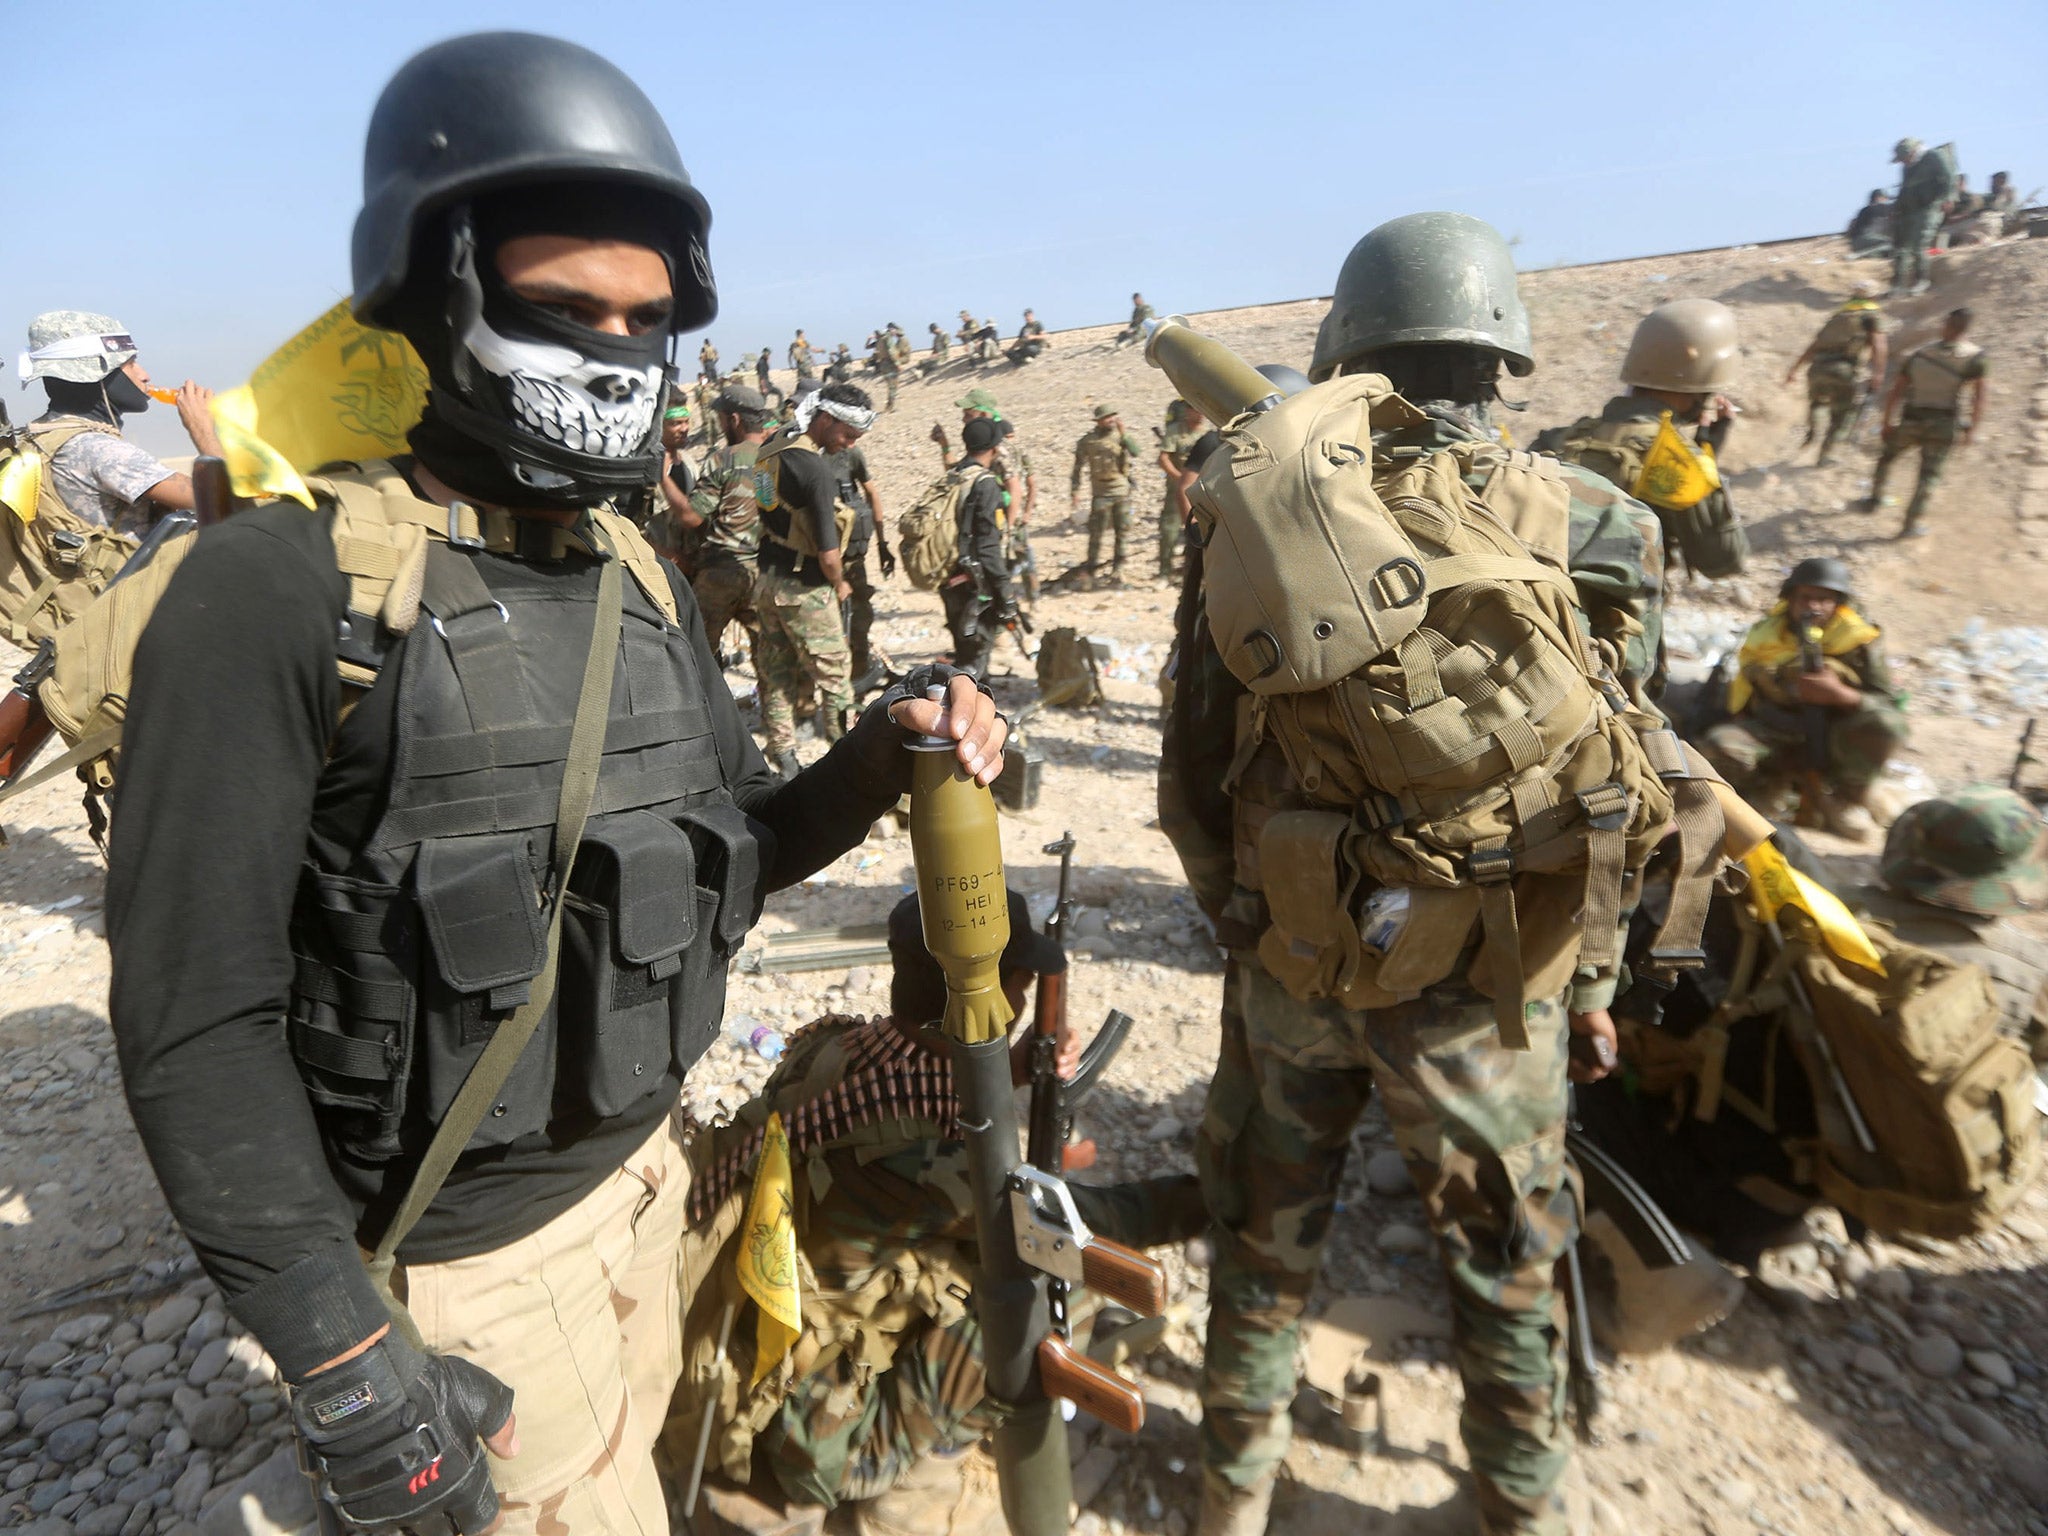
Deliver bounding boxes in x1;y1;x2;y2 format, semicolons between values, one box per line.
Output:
3;228;2047;1536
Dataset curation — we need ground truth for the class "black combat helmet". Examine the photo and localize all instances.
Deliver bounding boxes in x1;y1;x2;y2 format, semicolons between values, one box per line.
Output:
352;31;715;331
1310;212;1534;382
349;33;716;505
1781;556;1853;600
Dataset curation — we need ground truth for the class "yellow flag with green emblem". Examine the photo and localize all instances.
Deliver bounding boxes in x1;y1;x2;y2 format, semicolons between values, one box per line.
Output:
737;1111;801;1386
1743;840;1886;975
208;302;429;508
1631;410;1721;511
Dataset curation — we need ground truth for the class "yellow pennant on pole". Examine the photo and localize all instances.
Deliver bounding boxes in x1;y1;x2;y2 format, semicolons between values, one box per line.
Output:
736;1111;801;1386
1631;411;1721;511
209;301;429;506
1742;840;1886;975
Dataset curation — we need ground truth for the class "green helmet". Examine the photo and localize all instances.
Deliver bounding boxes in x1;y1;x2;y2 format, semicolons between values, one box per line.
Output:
1309;212;1534;383
1881;786;2048;917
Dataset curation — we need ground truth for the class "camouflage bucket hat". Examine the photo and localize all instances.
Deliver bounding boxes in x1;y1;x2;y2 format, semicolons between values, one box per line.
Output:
21;311;137;385
955;387;1001;414
1880;785;2048;917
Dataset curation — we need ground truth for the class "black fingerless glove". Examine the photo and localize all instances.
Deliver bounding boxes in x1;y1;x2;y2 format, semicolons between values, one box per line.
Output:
293;1332;514;1536
836;662;991;797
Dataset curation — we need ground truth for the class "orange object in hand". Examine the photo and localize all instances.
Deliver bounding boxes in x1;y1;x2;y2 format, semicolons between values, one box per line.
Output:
145;386;179;404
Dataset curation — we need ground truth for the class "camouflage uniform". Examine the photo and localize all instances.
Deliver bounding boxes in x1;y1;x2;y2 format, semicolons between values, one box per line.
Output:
1157;410;1204;580
1700;612;1907;804
1163;409;1661;1536
1070;415;1144;577
688;441;765;660
755;571;851;759
1854;786;2048;1063
700;341;721;381
925;327;950;373
671;1016;1203;1511
1801;301;1882;460
1891;144;1957;294
874;336;902;413
1870;338;1986;532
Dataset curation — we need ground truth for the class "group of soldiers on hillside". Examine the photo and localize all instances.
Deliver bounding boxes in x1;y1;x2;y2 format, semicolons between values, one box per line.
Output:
1844;138;2029;293
2;40;2043;1536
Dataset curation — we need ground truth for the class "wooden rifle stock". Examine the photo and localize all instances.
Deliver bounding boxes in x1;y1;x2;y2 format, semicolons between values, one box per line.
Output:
1079;1234;1168;1318
1036;1335;1143;1435
0;688;55;784
192;456;233;527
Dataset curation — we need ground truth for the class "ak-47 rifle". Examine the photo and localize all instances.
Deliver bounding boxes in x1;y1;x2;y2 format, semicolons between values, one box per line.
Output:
907;725;1165;1536
1796;624;1832;826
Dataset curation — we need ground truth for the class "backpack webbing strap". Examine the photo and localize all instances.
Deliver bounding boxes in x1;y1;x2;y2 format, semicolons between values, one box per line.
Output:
0;724;121;809
1646;778;1723;972
1574;782;1631;970
365;526;624;1343
1473;873;1531;1050
3;568;67;647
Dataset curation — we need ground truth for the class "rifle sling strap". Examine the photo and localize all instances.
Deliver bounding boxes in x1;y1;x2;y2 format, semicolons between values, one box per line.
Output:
0;724;121;809
365;528;624;1344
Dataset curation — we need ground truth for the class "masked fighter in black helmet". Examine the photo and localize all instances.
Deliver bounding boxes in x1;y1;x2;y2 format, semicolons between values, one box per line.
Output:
105;32;1005;1536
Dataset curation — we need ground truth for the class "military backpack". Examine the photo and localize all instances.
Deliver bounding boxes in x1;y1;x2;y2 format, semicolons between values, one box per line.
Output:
1191;375;1725;1046
0;418;139;650
895;465;987;593
754;426;858;564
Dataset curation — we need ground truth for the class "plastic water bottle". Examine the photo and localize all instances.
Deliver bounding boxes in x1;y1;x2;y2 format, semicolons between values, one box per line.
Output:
722;1014;784;1061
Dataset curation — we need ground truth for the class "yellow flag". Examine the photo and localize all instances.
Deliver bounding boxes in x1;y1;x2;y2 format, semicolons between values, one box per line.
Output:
736;1111;801;1386
0;449;44;524
1743;841;1886;975
209;301;429;505
1631;411;1721;511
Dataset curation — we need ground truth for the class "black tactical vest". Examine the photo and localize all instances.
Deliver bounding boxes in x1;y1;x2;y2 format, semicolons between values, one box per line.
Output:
285;525;768;1163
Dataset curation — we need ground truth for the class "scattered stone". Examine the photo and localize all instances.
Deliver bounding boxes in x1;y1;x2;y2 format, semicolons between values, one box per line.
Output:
1866;1270;1914;1306
1375;1223;1431;1256
48;1316;111;1348
1716;1476;1758;1508
1851;1344;1900;1380
24;1341;73;1371
170;1456;212;1516
74;1505;129;1536
1947;1402;2015;1453
1364;1148;1411;1197
141;1298;202;1346
45;1419;100;1463
81;1225;124;1255
187;1338;232;1388
1967;1351;2016;1389
182;1396;246;1451
15;1519;78;1536
1907;1332;1963;1378
120;1343;176;1381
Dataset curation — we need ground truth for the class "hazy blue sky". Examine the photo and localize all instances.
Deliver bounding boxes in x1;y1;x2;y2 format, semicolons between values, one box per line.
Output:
7;0;2043;455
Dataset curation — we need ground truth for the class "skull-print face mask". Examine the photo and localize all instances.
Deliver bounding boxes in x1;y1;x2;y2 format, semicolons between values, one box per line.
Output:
405;202;680;512
459;298;666;463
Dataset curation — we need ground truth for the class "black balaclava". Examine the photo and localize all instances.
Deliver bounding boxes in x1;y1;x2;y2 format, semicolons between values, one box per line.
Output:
403;181;680;511
45;371;150;425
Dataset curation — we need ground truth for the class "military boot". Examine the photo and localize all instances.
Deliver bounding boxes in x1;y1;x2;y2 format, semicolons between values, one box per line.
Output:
1580;1209;1744;1355
852;1445;1005;1536
1196;1470;1274;1536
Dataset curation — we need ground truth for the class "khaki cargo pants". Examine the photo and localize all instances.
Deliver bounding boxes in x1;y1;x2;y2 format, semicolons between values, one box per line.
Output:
400;1115;699;1535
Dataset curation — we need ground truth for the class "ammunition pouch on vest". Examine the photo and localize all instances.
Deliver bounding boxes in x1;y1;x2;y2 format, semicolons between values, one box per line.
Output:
0;419;139;649
1193;379;1725;1044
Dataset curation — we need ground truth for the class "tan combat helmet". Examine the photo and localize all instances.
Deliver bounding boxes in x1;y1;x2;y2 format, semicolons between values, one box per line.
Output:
1620;298;1740;393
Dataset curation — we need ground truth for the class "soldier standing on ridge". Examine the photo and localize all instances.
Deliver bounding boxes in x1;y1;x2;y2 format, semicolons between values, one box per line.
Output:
700;335;721;381
1859;306;1986;537
1889;137;1958;297
687;383;773;666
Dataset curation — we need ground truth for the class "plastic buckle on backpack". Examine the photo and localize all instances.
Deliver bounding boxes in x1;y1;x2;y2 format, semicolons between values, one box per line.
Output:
1576;783;1631;832
1646;947;1708;971
1468;847;1516;884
